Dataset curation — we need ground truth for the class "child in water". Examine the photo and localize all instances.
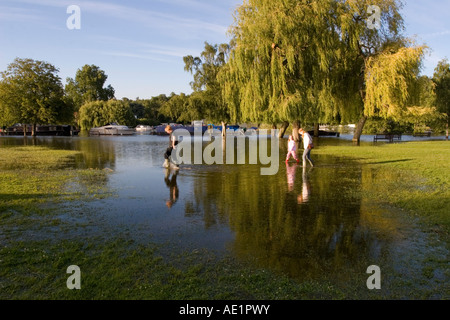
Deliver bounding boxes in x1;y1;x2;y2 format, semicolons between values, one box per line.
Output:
286;135;300;164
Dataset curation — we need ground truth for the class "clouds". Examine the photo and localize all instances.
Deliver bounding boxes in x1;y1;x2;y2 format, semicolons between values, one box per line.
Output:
3;0;446;98
2;0;230;38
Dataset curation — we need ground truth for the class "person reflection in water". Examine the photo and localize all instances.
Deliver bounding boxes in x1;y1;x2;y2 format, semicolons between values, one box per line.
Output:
297;166;312;204
164;169;179;209
286;162;298;192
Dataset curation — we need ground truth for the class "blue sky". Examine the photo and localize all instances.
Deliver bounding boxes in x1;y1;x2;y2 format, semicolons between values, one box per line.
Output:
0;0;449;100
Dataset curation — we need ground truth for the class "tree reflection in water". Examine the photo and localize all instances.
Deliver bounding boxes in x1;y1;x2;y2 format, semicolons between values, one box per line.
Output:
184;156;392;284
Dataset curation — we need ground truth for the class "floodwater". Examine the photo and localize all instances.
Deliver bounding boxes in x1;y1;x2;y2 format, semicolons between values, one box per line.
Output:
1;133;447;297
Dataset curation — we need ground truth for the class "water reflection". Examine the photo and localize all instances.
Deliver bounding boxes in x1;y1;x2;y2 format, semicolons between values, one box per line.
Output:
185;158;368;281
0;135;417;284
164;169;179;209
297;166;312;205
286;163;297;192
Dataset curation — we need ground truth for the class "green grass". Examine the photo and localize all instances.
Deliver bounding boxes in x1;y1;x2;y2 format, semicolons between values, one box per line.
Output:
315;141;450;234
1;238;360;300
0;146;112;213
0;143;448;300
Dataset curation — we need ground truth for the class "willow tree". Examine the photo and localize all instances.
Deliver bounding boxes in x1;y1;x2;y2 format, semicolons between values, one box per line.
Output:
220;0;427;142
333;0;429;142
433;59;450;140
220;0;339;140
78;99;135;131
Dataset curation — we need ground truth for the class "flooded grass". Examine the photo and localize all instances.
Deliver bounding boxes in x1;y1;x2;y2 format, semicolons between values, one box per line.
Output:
314;141;450;234
0;140;448;300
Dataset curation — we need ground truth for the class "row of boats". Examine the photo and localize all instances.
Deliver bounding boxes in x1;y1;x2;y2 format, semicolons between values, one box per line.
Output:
89;123;255;136
2;122;340;137
0;123;208;137
89;123;211;136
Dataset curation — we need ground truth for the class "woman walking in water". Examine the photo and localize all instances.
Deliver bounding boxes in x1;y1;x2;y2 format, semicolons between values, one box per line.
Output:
298;128;314;167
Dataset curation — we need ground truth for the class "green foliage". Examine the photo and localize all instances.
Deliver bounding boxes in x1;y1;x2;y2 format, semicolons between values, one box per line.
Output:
159;93;189;123
65;64;115;111
433;59;450;136
0;58;71;128
220;0;419;127
433;59;450;116
363;117;412;134
364;45;427;119
183;42;231;123
130;94;172;125
78;100;136;131
221;0;338;124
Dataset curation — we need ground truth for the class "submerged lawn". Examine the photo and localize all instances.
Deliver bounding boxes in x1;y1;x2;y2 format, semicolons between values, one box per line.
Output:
0;146;350;300
315;141;450;234
0;142;448;300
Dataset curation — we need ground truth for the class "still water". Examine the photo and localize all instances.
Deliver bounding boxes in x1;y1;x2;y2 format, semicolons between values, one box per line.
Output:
0;134;445;291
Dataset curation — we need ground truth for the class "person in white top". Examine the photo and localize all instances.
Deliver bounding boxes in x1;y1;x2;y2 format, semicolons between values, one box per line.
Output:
285;135;300;164
298;128;314;167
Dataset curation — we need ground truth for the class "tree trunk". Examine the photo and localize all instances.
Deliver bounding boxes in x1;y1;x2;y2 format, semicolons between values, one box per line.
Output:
292;120;301;142
271;123;277;136
314;123;320;138
221;121;227;138
278;121;289;139
446;116;449;141
353;116;367;144
32;123;37;137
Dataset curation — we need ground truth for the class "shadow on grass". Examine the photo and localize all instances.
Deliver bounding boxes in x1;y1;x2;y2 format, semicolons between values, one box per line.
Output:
366;159;414;165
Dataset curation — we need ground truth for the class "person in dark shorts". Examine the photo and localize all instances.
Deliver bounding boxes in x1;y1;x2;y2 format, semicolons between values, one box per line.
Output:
163;125;179;168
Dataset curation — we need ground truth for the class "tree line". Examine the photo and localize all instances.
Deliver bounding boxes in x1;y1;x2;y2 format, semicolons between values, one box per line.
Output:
1;0;449;139
0;60;178;135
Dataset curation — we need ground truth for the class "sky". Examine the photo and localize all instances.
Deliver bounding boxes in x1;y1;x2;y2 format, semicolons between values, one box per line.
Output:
0;0;449;100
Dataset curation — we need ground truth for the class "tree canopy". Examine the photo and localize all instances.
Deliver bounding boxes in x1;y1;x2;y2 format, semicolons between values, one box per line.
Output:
433;59;450;139
0;58;71;134
183;42;231;126
65;64;115;111
78;99;136;131
220;0;427;141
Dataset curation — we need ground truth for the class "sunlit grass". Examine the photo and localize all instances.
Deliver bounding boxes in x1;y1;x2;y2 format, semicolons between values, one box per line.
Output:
1;143;448;300
315;141;450;233
0;146;111;212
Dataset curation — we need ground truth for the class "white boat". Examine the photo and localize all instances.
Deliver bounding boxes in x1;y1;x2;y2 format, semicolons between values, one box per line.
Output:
135;125;154;133
89;123;136;136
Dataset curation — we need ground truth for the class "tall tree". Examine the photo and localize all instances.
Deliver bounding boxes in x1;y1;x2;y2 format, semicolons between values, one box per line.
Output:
184;42;230;135
433;59;450;140
0;58;70;136
159;93;190;123
220;0;426;142
65;64;115;111
220;0;338;139
334;1;427;142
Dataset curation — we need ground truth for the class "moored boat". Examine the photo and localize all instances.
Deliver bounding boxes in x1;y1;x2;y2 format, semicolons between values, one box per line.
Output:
135;125;154;133
89;123;135;136
0;124;79;136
